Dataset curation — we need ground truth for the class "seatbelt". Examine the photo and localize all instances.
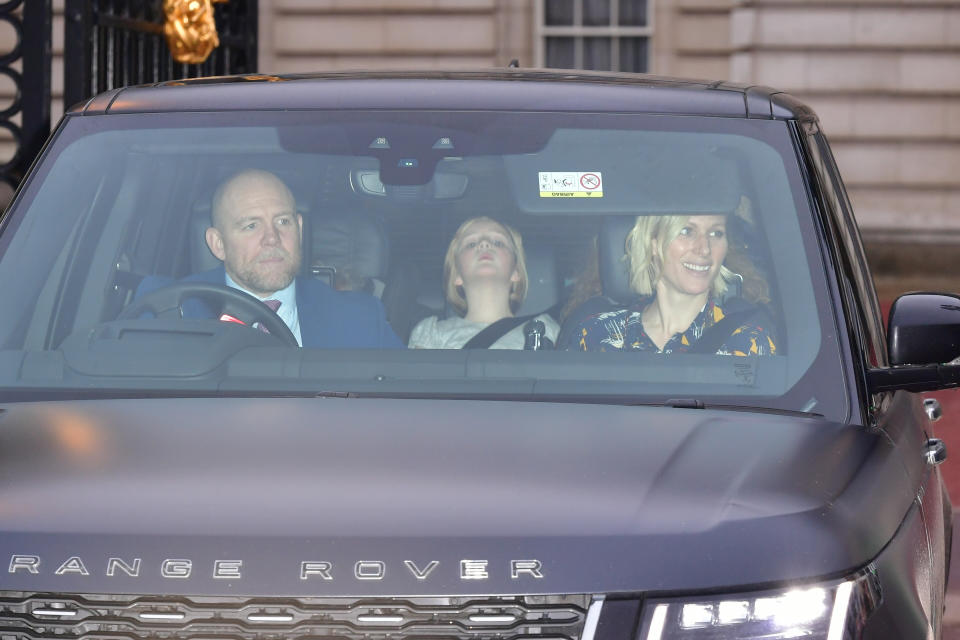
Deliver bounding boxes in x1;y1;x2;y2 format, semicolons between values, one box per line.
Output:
462;314;535;349
686;308;760;355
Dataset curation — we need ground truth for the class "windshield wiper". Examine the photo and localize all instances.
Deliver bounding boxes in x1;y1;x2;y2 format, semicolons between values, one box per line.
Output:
307;390;823;418
654;399;823;418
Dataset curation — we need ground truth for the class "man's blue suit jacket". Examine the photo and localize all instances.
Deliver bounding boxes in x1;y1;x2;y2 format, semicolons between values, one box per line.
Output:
138;267;403;349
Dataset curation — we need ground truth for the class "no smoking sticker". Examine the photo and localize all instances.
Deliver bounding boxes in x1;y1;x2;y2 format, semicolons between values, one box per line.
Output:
539;171;603;198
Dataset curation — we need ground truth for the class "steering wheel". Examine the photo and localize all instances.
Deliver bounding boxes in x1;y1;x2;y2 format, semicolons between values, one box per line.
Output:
118;282;300;347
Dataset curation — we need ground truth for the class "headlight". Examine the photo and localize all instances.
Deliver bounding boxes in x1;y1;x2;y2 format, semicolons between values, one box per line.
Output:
638;568;881;639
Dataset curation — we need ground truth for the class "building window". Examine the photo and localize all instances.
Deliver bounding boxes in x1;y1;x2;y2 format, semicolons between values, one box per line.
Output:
536;0;651;72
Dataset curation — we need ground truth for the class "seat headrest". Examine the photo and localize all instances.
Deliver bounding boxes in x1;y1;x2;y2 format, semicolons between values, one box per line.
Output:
312;213;389;289
516;243;559;316
599;216;638;304
190;203;221;274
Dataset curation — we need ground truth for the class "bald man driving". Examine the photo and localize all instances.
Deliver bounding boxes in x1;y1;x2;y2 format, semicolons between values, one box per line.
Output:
138;169;402;349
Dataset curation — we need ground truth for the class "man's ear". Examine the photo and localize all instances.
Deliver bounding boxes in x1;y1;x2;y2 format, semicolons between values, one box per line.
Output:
205;227;226;261
510;268;521;283
297;213;304;236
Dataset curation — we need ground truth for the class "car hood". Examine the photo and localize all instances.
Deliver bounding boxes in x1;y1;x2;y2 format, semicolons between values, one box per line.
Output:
0;397;909;596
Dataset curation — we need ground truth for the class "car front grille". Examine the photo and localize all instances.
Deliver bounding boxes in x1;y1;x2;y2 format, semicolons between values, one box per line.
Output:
0;592;592;640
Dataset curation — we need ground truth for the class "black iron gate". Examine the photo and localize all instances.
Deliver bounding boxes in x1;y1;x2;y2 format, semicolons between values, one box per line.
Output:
0;0;257;200
63;0;258;109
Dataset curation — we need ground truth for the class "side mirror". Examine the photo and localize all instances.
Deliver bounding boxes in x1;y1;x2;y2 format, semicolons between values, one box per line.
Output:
888;293;960;366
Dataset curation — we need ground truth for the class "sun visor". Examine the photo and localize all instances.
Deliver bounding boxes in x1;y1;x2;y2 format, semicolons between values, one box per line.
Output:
505;129;743;215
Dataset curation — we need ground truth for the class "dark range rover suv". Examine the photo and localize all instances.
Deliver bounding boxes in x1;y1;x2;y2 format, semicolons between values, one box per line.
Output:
0;70;958;639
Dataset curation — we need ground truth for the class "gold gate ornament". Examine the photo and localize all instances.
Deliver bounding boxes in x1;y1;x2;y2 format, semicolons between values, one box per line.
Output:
163;0;229;64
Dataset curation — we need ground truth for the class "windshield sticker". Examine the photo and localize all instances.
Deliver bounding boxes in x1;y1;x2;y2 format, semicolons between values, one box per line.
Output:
539;171;603;198
733;361;757;386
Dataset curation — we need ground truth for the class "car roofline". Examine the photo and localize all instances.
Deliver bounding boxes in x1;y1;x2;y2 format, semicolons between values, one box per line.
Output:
69;69;818;123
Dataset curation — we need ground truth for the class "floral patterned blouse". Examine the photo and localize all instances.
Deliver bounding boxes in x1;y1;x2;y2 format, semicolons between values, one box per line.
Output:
567;297;776;356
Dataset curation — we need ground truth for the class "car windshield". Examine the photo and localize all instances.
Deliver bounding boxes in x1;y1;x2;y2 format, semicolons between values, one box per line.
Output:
0;109;847;420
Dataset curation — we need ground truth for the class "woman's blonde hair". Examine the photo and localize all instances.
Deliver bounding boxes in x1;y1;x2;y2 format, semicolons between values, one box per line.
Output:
443;216;528;317
625;214;736;299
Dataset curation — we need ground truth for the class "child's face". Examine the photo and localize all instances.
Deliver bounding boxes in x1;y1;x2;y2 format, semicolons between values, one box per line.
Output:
453;220;520;290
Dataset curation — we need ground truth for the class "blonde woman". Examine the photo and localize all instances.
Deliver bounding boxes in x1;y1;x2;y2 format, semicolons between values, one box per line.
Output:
568;214;775;355
409;217;559;349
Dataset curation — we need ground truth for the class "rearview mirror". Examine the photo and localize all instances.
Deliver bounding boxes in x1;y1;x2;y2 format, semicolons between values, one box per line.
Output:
350;169;468;200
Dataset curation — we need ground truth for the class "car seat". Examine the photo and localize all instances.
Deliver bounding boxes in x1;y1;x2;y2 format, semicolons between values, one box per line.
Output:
516;243;561;319
434;241;561;347
398;238;562;347
310;212;389;295
310;211;430;344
